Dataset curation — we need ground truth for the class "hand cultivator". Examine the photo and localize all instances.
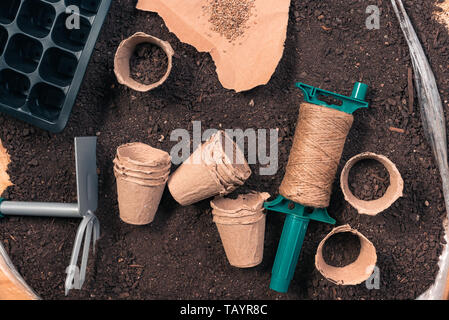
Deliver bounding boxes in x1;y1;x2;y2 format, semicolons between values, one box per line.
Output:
0;137;100;295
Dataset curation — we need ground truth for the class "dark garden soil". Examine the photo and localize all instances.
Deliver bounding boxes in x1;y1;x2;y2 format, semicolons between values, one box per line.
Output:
1;0;449;300
322;232;362;268
349;159;390;201
130;43;168;85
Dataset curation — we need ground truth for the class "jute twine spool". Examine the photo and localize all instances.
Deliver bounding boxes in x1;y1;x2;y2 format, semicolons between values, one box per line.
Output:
279;103;354;208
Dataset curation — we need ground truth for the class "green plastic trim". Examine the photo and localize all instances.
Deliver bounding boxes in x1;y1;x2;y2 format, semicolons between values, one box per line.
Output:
296;82;369;114
270;215;309;292
265;82;369;293
264;195;335;224
264;195;335;293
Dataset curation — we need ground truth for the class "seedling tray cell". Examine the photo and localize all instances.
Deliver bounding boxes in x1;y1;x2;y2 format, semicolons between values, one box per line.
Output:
0;0;112;132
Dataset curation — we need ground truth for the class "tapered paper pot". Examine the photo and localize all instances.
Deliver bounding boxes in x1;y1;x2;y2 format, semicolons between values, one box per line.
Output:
212;208;263;218
214;161;248;190
215;132;252;182
116;142;171;170
213;211;265;225
315;225;377;285
215;214;266;268
340;152;404;216
114;157;171;174
168;162;226;206
114;32;174;92
211;192;270;214
168;131;251;206
114;159;170;181
115;173;166;225
202;130;251;183
114;165;169;186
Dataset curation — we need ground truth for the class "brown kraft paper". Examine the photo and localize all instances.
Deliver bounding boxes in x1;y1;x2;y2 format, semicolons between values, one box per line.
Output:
136;0;291;92
0;140;12;194
0;243;39;300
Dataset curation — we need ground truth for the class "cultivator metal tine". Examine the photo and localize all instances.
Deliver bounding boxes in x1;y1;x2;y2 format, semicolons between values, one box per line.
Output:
79;218;93;286
64;212;100;296
1;137;100;296
93;215;100;255
64;136;100;295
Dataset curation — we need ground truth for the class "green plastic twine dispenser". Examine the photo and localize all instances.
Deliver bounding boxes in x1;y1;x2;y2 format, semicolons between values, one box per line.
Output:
264;82;369;293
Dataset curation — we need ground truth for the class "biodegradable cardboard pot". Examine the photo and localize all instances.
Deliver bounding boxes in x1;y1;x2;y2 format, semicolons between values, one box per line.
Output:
211;192;269;268
114;32;174;92
167;131;251;206
340;152;404;215
315;225;377;285
212;208;262;218
213;211;265;225
211;192;270;214
113;159;170;180
114;142;171;225
113;165;169;186
116;142;171;170
214;213;266;268
211;132;252;183
214;155;249;189
167;148;226;206
114;156;171;173
114;173;166;225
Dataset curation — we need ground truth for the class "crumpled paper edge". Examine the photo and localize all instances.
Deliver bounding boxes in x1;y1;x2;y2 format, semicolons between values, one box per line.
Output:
0;139;12;195
0;243;40;300
136;0;290;92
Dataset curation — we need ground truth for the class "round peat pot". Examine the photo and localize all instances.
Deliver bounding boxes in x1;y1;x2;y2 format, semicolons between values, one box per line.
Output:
340;152;404;216
114;32;174;92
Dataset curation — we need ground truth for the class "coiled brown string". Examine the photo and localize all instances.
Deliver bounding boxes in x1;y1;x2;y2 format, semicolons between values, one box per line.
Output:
279;103;354;208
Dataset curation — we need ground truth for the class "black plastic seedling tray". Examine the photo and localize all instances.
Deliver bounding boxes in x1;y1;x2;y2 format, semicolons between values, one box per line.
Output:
0;0;112;132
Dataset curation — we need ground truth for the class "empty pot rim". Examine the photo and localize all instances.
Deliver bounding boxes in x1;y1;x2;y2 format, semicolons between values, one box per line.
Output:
340;152;404;216
114;164;169;181
114;157;171;174
210;192;270;214
114;32;174;92
315;224;377;285
114;168;168;187
116;142;171;167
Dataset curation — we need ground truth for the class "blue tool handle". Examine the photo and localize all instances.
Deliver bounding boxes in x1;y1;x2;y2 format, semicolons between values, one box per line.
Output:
270;213;309;293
